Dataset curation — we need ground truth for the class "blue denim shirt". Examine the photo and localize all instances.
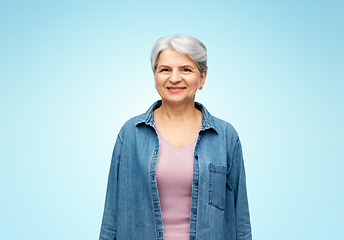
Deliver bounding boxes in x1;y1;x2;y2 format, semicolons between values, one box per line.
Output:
100;100;252;240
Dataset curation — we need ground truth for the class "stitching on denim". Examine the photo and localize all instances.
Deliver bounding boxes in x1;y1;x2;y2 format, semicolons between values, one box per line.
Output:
209;163;227;174
189;133;201;240
227;136;239;176
208;163;226;211
117;133;123;144
150;136;164;240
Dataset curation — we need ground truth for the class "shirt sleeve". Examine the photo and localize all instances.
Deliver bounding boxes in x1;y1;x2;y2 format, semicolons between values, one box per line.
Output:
228;137;252;240
99;134;123;240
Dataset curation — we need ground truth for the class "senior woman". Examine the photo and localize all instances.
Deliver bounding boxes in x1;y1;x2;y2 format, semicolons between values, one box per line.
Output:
99;35;252;240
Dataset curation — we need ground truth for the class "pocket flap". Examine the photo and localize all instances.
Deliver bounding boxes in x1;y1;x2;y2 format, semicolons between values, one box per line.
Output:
208;163;227;174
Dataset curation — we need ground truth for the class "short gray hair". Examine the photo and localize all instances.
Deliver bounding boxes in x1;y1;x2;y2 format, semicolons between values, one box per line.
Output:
150;35;208;73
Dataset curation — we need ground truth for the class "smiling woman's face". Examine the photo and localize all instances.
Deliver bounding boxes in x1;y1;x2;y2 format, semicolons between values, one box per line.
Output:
154;49;206;106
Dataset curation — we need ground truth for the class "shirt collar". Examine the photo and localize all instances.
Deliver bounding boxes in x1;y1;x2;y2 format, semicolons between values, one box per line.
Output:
136;100;218;134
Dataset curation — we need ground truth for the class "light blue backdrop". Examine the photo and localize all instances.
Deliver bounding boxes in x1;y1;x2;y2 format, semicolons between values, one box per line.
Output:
1;0;343;239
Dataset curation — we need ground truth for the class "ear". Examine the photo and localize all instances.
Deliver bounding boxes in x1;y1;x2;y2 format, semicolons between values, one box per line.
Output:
199;70;207;89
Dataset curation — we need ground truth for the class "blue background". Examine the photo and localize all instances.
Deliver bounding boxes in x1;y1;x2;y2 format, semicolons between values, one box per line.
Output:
1;0;343;239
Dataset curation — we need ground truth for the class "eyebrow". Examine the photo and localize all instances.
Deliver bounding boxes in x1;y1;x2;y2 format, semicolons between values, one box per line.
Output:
180;65;195;69
157;64;195;69
157;65;170;69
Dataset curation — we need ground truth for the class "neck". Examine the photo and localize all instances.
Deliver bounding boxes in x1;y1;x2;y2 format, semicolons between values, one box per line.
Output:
156;99;199;122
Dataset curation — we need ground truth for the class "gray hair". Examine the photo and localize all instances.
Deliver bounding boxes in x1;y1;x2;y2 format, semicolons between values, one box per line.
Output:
150;35;208;73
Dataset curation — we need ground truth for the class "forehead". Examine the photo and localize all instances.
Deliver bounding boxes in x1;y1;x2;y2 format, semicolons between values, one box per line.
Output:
157;49;196;66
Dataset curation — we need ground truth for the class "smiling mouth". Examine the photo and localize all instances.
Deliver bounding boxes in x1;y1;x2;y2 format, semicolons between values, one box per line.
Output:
167;87;185;93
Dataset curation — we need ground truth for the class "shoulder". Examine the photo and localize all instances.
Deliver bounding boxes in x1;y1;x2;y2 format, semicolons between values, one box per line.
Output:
118;100;160;136
197;101;239;140
213;117;238;137
118;113;146;136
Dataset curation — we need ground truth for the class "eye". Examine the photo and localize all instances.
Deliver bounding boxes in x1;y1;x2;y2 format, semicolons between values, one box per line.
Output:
182;68;192;72
160;68;170;72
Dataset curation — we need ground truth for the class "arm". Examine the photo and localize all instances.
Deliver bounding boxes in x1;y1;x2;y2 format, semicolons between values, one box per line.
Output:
228;138;252;240
99;134;123;240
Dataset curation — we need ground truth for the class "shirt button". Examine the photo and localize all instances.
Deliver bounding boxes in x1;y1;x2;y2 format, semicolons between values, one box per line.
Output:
157;230;162;237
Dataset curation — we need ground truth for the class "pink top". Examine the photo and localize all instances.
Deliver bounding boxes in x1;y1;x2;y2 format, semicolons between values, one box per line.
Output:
155;123;197;240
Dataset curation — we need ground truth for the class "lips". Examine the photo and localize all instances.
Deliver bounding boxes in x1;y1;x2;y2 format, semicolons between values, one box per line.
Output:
167;87;185;93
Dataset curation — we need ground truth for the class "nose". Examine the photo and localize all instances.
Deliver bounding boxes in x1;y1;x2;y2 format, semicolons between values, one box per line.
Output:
169;70;181;83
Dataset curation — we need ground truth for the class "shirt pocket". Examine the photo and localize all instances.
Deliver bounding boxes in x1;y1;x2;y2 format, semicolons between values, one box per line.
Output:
208;163;227;211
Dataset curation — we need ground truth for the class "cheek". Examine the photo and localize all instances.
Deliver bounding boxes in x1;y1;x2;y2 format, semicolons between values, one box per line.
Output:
192;77;202;86
154;78;163;90
154;77;160;87
155;75;166;87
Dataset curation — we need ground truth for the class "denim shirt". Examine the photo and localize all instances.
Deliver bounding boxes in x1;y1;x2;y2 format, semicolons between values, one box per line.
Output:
99;100;252;240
